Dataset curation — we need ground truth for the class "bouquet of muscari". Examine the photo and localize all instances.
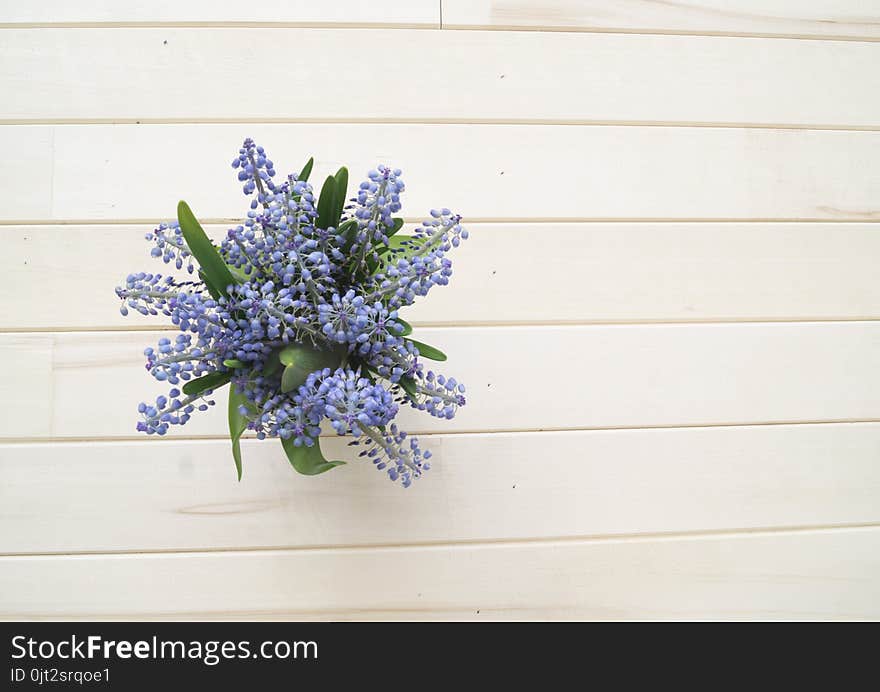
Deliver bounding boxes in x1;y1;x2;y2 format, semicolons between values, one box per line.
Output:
116;139;468;487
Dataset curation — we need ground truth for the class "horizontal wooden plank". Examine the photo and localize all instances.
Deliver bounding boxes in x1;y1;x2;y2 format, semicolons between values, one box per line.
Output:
6;222;880;330
0;1;439;26
441;1;880;40
5;124;880;222
3;323;879;441
2;29;879;127
1;528;877;619
1;0;875;40
1;424;878;554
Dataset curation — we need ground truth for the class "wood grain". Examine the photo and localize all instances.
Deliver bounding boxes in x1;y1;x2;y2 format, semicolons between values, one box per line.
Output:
2;29;879;127
6;222;880;330
2;323;878;440
1;528;877;619
0;1;439;27
441;1;880;40
2;7;879;621
5;124;880;222
1;424;878;554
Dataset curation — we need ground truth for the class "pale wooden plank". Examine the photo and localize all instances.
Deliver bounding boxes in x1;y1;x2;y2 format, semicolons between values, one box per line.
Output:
5;124;880;222
0;336;53;438
1;528;877;619
0;127;53;220
6;222;880;330
442;1;880;40
0;0;439;26
1;425;878;554
2;323;878;440
2;29;879;127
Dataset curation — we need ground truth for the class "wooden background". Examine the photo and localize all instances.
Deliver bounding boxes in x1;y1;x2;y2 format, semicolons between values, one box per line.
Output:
1;1;879;620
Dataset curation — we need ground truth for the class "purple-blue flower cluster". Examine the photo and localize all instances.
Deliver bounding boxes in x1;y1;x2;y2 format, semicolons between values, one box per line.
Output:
116;139;468;487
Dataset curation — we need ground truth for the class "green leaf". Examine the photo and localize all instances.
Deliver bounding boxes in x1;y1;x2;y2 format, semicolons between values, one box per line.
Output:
261;354;283;378
182;371;232;397
368;219;406;264
336;219;359;250
198;270;221;300
398;375;419;401
281;436;345;476
315;174;337;231
298;157;314;182
408;339;447;361
368;234;425;277
332;166;348;229
223;359;244;369
228;385;252;481
227;264;250;283
337;218;358;235
375;234;424;260
387;218;405;238
280;364;302;394
178;200;237;298
386;234;415;252
393;318;413;336
262;356;281;377
278;343;343;393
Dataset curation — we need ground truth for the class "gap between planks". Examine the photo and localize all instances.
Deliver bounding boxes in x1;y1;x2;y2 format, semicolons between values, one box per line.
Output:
6;319;880;334
4;316;880;334
0;22;878;43
2;522;878;560
2;418;879;446
440;24;880;43
3;217;880;226
2;118;880;131
0;22;439;30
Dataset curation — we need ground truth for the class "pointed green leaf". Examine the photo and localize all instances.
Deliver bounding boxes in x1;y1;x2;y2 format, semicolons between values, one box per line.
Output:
182;371;232;397
370;219;406;261
228;385;252;481
393;318;413;336
391;234;418;249
398;375;419;401
385;233;415;252
223;359;244;369
281;436;345;476
229;385;249;480
332;166;349;229
336;219;359;250
280;363;303;394
198;270;221;300
316;174;338;231
298;157;314;182
278;343;344;393
408;339;447;361
227;264;250;283
337;219;358;235
387;218;405;238
262;354;283;378
368;235;426;277
178;200;237;298
374;234;424;261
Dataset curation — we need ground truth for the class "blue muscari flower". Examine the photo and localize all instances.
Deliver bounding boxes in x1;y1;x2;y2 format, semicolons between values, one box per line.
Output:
353;422;431;487
117;138;469;486
361;209;468;312
301;367;397;436
411;370;467;420
136;387;214;435
145;221;194;273
346;166;405;275
232;138;277;200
